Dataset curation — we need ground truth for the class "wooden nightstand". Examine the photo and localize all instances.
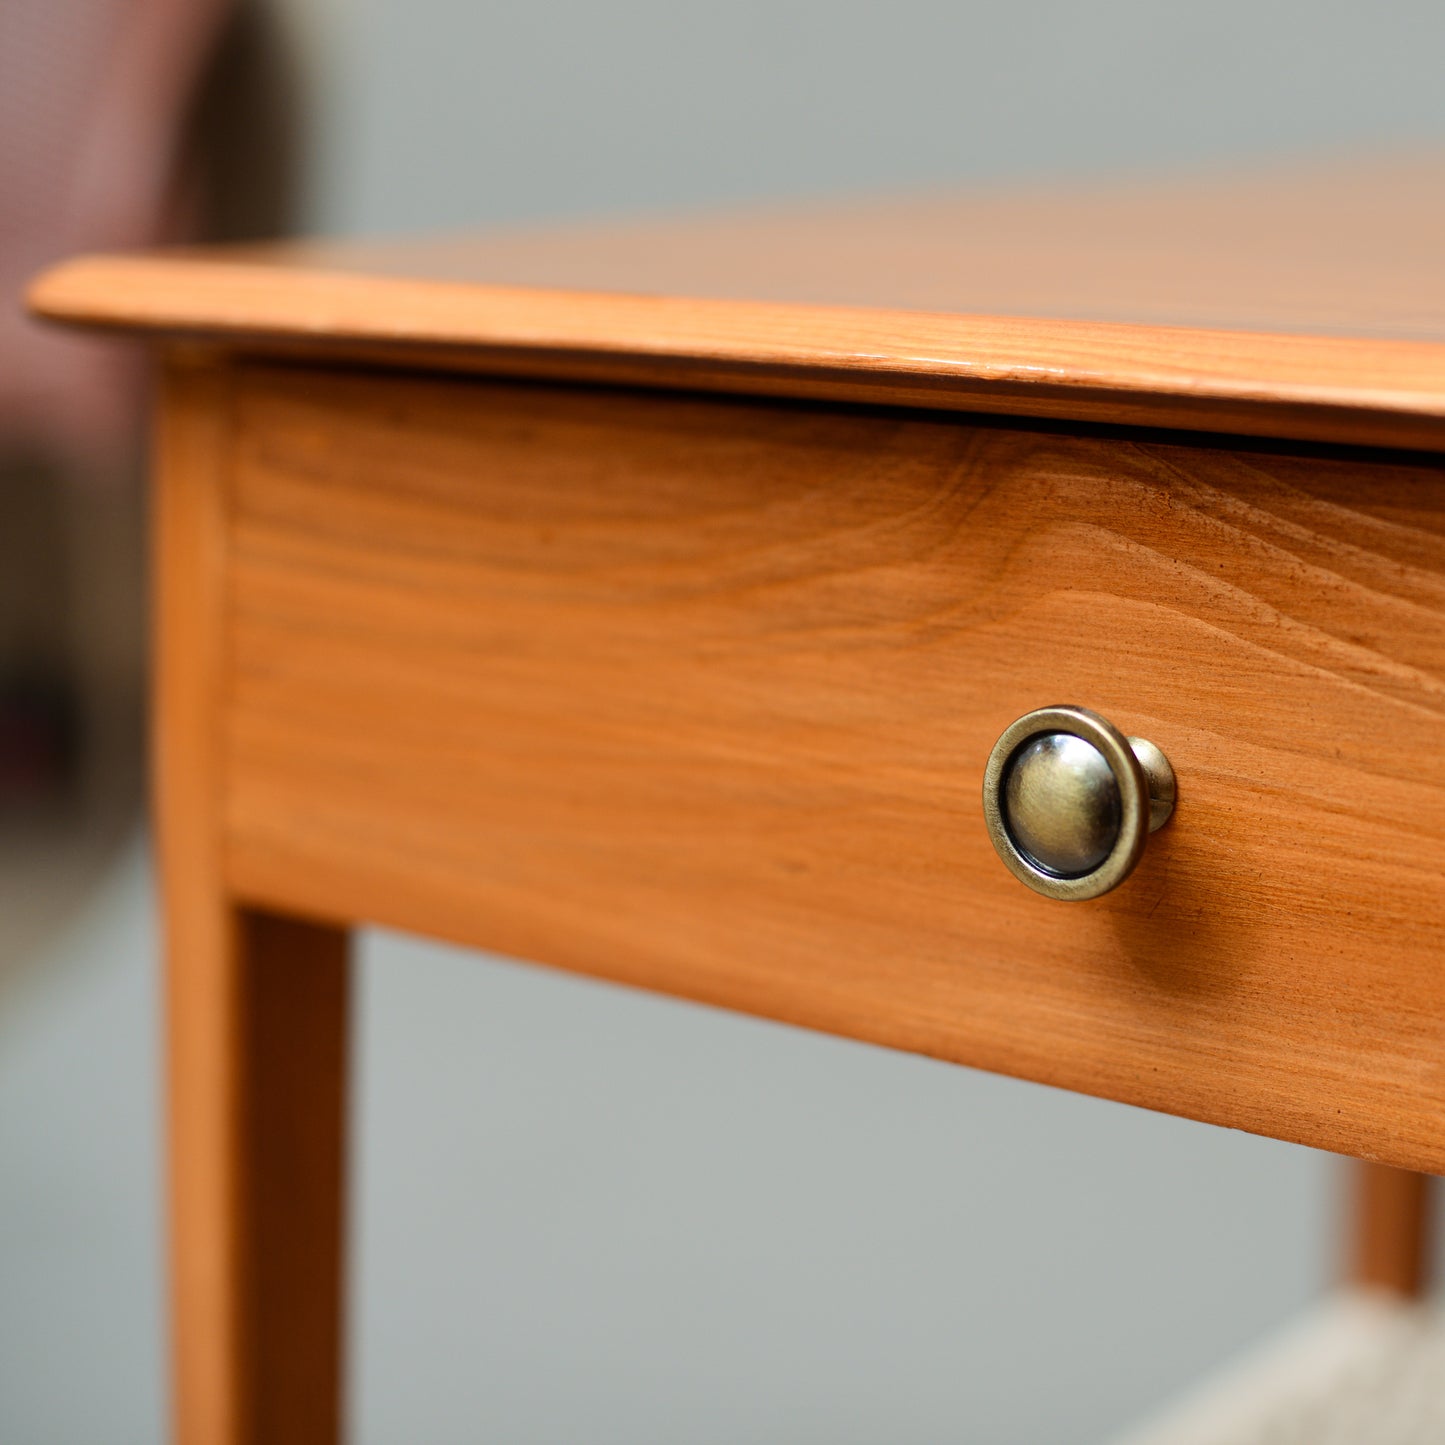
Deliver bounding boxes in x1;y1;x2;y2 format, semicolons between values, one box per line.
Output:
31;154;1445;1445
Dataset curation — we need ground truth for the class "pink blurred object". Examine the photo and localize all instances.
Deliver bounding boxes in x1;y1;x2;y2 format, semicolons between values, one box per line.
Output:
1;0;233;476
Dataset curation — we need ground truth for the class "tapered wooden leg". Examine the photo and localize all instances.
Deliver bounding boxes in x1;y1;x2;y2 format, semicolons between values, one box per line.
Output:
156;353;350;1443
167;906;350;1445
1348;1161;1434;1298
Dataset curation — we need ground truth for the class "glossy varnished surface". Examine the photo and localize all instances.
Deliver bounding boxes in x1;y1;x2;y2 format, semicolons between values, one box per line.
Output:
29;156;1445;450
213;363;1445;1174
89;157;1445;1445
222;155;1445;337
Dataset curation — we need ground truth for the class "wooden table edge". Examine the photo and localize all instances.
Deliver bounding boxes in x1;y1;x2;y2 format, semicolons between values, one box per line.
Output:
29;253;1445;452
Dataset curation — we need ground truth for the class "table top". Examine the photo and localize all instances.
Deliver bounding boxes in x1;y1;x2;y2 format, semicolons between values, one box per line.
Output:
29;153;1445;449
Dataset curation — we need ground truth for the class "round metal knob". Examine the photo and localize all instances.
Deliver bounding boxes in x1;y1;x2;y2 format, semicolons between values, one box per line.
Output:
982;706;1175;901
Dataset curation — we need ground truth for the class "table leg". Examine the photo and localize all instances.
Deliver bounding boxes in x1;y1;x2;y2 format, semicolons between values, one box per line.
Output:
1348;1160;1434;1298
156;353;350;1443
167;906;350;1445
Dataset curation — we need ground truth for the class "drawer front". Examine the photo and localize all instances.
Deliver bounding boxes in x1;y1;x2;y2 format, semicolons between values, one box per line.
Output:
219;363;1445;1170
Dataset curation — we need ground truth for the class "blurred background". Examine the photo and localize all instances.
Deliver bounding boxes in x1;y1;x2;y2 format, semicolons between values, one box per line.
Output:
4;2;1445;1441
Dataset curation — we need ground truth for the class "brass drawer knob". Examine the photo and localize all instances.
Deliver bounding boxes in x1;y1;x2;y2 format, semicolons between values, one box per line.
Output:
982;706;1175;900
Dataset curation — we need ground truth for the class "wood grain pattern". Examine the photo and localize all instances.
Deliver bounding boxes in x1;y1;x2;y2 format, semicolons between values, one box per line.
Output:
1349;1163;1434;1296
28;156;1445;453
219;364;1445;1174
103;160;1445;1441
155;355;349;1445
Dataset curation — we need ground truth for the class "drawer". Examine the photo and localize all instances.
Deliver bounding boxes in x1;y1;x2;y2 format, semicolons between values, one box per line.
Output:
214;361;1445;1171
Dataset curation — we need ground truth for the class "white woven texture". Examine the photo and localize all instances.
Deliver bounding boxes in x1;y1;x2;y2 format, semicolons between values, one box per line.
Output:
1115;1292;1445;1445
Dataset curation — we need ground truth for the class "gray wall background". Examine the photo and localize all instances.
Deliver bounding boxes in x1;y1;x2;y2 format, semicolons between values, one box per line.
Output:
6;2;1445;1442
294;0;1445;233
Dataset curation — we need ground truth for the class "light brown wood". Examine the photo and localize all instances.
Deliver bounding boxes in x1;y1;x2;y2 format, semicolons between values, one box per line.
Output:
156;355;349;1445
248;154;1445;337
55;162;1445;1431
1349;1162;1434;1297
217;362;1445;1175
29;155;1445;453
